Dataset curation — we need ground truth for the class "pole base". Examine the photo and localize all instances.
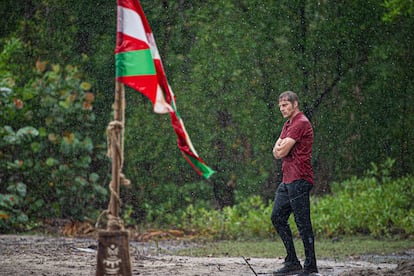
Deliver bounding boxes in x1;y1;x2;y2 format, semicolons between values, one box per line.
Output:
96;230;132;276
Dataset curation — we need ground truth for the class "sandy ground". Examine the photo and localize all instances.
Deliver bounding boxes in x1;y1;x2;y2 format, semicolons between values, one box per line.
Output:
0;234;413;276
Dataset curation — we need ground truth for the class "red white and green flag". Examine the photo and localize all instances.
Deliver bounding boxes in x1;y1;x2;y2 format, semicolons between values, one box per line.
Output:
115;0;215;179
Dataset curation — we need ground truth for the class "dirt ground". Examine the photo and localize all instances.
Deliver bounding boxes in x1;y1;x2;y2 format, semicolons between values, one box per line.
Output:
1;234;413;276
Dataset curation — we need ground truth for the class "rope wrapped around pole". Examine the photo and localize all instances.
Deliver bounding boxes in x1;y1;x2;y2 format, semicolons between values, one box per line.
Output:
97;82;131;231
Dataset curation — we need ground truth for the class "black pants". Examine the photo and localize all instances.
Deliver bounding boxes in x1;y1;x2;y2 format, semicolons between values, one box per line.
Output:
270;179;317;270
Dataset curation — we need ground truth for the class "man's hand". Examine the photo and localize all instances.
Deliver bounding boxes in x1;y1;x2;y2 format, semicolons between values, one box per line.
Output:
273;137;296;159
273;138;283;159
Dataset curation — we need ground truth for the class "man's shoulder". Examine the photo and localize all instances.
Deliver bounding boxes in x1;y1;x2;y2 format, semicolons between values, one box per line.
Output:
293;112;311;125
296;112;309;120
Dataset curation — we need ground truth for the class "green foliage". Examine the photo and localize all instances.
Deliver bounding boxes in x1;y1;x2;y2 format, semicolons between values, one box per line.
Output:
123;180;213;227
0;182;29;231
1;0;414;234
0;39;108;231
313;159;414;237
382;0;414;21
179;195;274;240
146;160;413;240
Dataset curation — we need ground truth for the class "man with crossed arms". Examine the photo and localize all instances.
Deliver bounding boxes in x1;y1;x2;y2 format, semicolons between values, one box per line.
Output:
271;91;318;276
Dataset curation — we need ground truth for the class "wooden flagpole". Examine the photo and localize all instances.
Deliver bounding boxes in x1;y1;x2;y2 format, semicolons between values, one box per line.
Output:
96;81;132;276
109;81;123;219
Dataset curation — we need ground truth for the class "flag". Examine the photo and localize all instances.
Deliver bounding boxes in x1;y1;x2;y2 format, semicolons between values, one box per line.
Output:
115;0;215;179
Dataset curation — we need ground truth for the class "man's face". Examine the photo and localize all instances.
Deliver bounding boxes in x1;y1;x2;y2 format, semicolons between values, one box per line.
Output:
278;99;296;119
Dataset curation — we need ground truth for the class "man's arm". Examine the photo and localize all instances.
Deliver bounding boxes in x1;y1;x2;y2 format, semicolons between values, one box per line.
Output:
273;137;296;159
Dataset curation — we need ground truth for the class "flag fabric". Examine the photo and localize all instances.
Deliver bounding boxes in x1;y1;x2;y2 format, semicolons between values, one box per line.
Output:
115;0;215;179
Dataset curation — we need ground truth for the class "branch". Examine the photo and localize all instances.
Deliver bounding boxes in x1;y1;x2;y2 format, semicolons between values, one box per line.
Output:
305;54;368;120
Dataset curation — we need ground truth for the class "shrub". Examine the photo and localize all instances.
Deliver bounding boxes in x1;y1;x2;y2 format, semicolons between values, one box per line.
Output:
149;160;413;240
312;159;414;237
0;39;108;231
178;195;275;240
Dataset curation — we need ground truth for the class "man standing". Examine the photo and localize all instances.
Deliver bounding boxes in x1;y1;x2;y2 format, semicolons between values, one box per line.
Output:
271;91;318;276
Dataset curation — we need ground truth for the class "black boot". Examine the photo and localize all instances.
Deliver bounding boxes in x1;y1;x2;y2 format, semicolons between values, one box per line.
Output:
302;236;318;274
273;261;302;276
297;267;319;276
